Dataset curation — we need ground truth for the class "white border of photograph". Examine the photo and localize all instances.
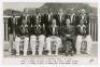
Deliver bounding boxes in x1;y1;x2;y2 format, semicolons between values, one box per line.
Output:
0;0;99;67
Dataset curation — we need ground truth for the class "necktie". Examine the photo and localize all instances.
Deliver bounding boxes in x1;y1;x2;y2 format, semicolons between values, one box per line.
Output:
60;14;62;22
52;27;55;35
71;14;74;23
22;25;26;34
48;14;51;21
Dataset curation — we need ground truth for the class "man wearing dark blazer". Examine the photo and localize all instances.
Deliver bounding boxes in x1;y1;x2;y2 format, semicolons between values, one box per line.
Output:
60;18;76;55
15;16;29;56
30;14;46;55
58;9;65;26
69;8;76;26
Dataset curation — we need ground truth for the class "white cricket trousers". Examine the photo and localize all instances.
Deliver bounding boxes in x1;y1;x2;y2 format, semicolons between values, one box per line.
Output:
30;35;45;55
30;35;37;55
15;36;29;56
38;35;45;55
46;36;62;55
76;35;92;54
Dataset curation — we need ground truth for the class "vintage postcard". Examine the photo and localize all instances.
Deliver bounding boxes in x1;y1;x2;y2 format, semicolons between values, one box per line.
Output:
2;2;98;64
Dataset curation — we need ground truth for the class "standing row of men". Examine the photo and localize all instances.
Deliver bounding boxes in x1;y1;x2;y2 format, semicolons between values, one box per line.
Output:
12;9;92;56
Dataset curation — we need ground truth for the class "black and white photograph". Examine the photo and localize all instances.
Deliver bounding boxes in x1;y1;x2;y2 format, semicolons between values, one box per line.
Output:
3;2;98;64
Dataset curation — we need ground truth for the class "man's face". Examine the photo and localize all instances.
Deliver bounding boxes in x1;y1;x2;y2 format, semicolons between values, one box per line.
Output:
70;8;74;13
81;9;86;14
59;9;63;14
80;20;84;25
66;19;70;26
52;19;56;25
50;12;53;15
22;19;27;25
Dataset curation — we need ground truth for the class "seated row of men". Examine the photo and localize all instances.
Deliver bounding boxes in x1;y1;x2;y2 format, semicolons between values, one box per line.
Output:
14;15;92;56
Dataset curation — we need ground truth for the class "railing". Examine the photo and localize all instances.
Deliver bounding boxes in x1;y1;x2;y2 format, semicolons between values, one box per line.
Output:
89;15;98;41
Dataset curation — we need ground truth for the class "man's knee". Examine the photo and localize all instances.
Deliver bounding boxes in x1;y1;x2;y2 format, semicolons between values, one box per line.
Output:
76;35;82;40
15;37;21;42
46;37;51;42
39;35;45;39
56;37;62;44
24;37;29;41
30;35;36;41
86;35;92;42
39;35;45;42
31;35;36;39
